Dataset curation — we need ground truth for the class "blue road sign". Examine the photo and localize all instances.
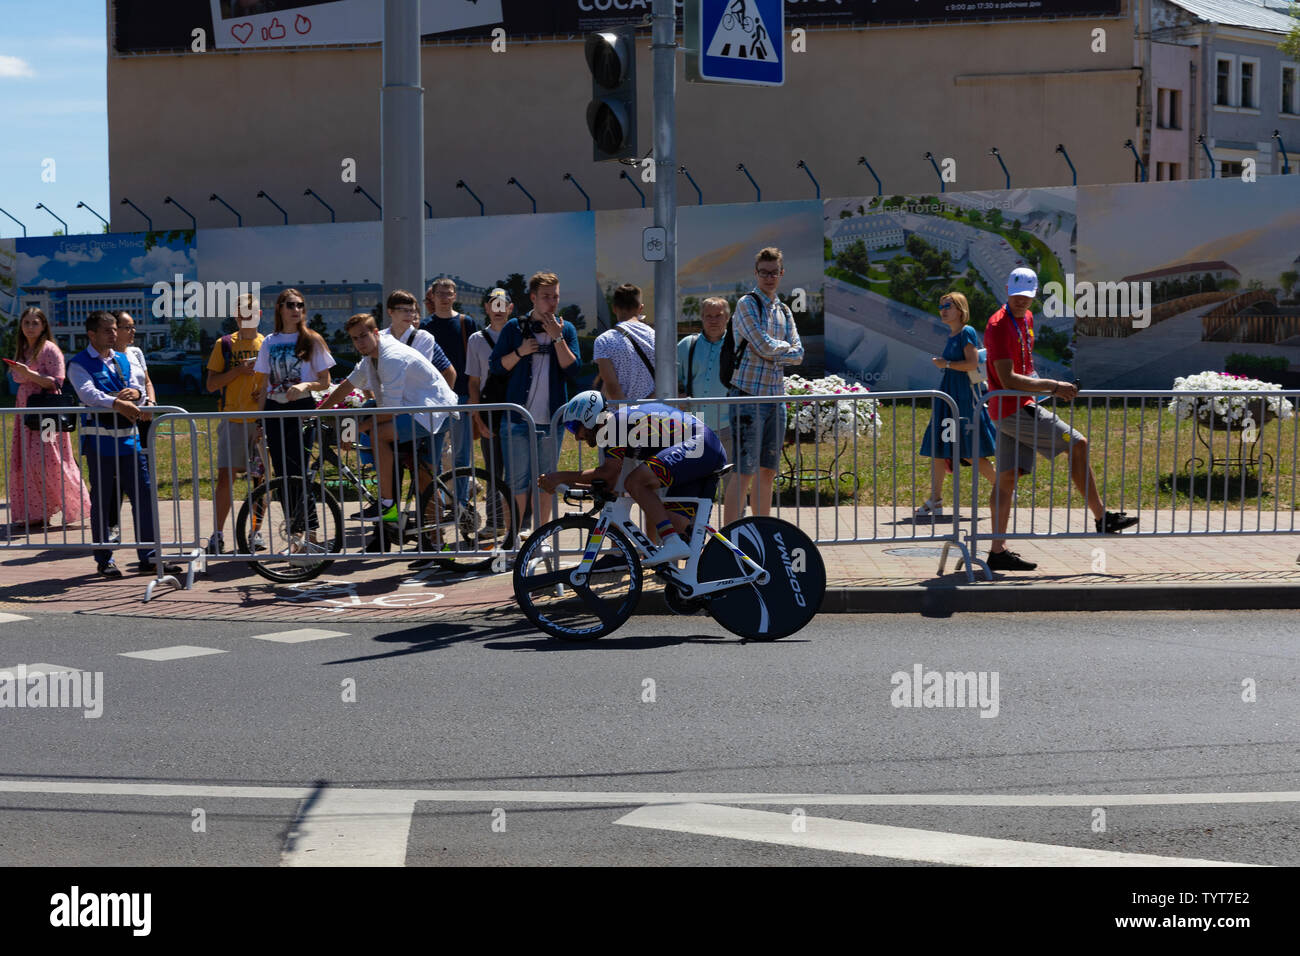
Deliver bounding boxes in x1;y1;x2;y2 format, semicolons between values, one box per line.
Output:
697;0;784;86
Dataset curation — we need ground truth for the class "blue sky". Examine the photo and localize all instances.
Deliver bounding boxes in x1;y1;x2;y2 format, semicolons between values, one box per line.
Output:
0;0;108;239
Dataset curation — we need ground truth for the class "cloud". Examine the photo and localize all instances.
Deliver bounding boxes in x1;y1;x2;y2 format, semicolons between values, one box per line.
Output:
0;55;34;79
129;244;197;282
53;246;105;266
15;252;50;279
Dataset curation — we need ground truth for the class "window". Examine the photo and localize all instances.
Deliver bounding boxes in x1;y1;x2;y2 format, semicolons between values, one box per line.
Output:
1239;57;1259;110
1221;160;1245;178
1156;162;1167;181
1216;56;1233;106
1169;163;1180;180
1168;89;1181;129
1157;88;1170;128
1283;65;1299;116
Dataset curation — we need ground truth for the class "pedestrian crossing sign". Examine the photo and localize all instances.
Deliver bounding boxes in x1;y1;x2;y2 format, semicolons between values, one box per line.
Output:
690;0;784;87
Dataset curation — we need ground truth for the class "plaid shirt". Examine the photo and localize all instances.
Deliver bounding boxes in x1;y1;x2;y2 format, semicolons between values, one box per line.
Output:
730;287;803;396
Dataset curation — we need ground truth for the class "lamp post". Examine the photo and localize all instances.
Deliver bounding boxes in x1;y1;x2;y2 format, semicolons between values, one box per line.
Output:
562;173;591;211
119;198;152;231
208;193;242;227
456;179;484;216
34;203;68;234
618;170;646;208
163;196;196;230
856;156;882;197
506;176;537;213
795;159;820;199
76;201;109;230
303;188;336;223
736;162;760;202
678;165;703;205
1273;129;1291;175
256;190;288;224
923;152;945;193
424;200;433;219
353;185;381;214
989;147;1010;189
1124;139;1148;182
1196;135;1215;179
0;207;26;237
1055;144;1077;186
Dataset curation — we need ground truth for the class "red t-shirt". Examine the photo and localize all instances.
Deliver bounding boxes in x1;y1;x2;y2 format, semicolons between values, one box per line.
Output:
984;304;1036;421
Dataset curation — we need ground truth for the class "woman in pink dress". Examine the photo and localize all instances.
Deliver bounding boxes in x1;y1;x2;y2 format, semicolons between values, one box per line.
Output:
6;307;91;530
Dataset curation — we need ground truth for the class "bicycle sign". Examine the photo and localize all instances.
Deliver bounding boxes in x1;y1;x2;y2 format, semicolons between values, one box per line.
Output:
642;226;667;262
688;0;784;87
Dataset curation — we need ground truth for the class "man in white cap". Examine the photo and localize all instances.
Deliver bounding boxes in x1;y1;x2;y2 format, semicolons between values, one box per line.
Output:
982;267;1137;571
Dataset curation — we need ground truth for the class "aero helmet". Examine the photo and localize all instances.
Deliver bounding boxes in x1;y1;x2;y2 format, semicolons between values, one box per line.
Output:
560;390;607;436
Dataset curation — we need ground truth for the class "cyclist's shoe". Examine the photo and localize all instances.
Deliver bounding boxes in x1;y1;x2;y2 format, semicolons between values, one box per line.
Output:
986;549;1037;572
355;501;399;522
1097;510;1139;534
205;533;225;555
641;534;690;568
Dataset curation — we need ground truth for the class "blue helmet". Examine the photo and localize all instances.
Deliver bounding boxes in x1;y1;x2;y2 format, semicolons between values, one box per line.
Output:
560;390;606;436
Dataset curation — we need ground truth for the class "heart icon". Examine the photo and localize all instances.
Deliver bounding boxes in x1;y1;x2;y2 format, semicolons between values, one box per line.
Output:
230;22;253;45
294;14;311;34
262;16;287;41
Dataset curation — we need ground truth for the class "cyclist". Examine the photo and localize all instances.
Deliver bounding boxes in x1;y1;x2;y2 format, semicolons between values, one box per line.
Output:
538;390;727;568
317;312;458;522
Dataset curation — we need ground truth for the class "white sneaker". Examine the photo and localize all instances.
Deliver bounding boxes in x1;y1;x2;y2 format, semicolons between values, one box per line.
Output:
642;534;690;568
914;497;943;517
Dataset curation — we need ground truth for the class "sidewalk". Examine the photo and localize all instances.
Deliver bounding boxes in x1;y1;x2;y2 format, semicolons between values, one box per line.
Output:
1;503;1297;623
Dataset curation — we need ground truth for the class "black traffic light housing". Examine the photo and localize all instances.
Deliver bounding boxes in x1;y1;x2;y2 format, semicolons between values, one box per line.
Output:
585;27;637;163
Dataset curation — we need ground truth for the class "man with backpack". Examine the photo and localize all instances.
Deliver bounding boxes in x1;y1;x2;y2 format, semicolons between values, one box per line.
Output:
593;283;656;401
722;246;804;525
204;293;265;555
466;287;514;484
422;277;476;510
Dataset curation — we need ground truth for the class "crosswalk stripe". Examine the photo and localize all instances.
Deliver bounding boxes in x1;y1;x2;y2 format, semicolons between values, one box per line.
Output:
119;646;229;662
0;613;32;624
281;788;415;867
247;628;349;644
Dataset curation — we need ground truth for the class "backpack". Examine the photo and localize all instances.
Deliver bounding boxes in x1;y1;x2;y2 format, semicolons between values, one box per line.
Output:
683;334;701;397
479;330;509;405
719;293;763;390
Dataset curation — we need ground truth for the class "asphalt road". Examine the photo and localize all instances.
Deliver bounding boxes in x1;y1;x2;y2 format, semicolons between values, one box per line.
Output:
1;609;1297;866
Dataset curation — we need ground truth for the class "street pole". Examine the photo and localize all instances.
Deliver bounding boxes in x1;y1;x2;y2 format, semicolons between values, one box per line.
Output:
382;0;425;302
652;0;677;400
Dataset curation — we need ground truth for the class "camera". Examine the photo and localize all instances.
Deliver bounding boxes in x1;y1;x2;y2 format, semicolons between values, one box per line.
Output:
522;319;546;337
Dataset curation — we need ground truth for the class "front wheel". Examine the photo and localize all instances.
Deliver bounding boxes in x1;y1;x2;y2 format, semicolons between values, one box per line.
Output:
699;516;826;640
513;516;642;640
235;479;343;583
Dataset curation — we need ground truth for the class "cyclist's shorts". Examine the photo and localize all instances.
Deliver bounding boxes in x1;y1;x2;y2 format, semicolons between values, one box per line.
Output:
645;428;727;499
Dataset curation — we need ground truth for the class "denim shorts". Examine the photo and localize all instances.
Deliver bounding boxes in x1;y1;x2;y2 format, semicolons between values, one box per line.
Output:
728;388;785;474
505;420;560;495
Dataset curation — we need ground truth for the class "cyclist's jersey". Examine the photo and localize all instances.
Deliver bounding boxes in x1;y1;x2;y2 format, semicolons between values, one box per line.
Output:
600;402;727;494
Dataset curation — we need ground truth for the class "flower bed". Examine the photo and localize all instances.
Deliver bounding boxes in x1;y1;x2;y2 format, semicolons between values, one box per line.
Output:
783;374;881;441
1168;371;1295;430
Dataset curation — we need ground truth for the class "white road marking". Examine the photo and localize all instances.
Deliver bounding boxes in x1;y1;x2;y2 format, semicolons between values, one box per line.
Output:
119;646;229;662
247;628;349;643
0;663;81;676
614;803;1259;867
0;613;32;624
0;779;1296;807
281;788;415;867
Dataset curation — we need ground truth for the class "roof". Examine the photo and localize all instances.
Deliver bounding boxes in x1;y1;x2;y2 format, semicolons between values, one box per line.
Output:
1161;0;1300;32
1120;260;1241;282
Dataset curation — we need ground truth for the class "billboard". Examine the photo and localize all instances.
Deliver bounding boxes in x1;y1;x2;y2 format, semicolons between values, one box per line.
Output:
114;0;1123;53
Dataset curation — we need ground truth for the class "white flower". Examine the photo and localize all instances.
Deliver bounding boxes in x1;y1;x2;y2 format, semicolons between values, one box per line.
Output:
1168;370;1294;426
784;375;881;439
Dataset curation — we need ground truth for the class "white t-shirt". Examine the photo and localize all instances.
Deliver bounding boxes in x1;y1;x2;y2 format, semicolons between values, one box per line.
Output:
524;331;553;425
255;332;335;404
465;326;507;386
381;325;439;367
593;320;656;401
124;345;149;394
348;335;457;435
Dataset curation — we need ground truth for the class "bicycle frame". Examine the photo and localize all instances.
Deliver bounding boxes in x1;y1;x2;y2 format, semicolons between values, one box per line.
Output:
569;490;770;597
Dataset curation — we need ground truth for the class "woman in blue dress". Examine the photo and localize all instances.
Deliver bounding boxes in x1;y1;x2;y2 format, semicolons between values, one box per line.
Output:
916;291;997;516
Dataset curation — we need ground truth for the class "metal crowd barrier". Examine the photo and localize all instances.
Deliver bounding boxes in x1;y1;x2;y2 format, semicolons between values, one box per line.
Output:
145;402;541;592
963;388;1300;582
0;404;190;601
548;390;977;575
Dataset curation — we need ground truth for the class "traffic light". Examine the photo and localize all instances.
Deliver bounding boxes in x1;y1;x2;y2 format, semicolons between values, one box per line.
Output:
584;27;637;163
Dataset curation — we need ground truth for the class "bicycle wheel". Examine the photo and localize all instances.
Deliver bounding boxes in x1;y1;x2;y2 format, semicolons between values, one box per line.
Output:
513;516;642;640
234;480;343;583
416;466;515;573
698;516;826;640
